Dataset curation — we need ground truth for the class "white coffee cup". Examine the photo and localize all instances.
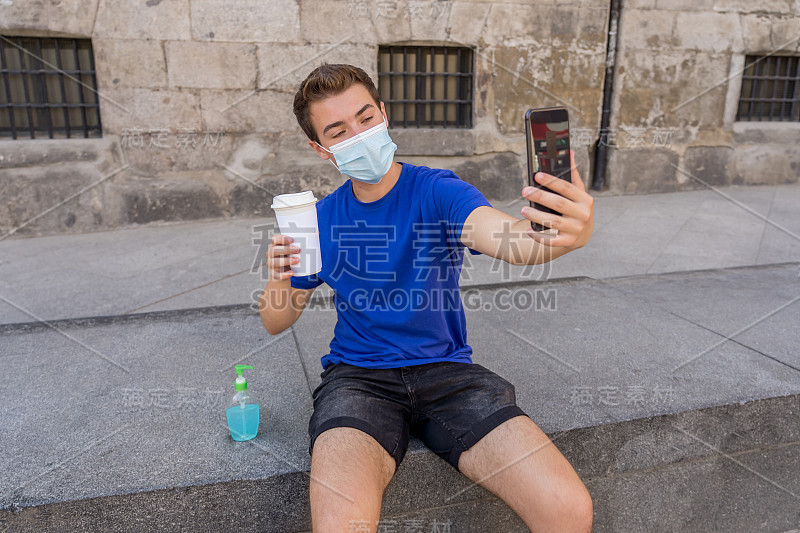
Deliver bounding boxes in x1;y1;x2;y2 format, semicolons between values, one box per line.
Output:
271;191;322;276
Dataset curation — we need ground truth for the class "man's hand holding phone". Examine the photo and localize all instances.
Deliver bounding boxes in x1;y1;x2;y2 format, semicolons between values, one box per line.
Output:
521;149;594;250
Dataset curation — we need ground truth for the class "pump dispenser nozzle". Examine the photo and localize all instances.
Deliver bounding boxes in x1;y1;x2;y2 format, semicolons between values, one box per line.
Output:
234;364;253;391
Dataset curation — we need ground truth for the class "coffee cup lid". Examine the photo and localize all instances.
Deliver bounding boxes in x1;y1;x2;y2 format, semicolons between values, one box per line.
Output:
271;190;318;209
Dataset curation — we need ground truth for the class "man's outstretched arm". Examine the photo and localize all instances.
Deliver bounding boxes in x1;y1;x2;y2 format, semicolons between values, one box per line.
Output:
460;151;594;266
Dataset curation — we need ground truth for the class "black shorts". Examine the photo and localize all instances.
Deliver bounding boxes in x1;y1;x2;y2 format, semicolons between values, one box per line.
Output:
308;361;528;471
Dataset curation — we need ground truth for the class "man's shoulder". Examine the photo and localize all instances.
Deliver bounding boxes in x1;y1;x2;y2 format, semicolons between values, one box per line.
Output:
400;162;463;196
315;180;350;212
402;161;460;181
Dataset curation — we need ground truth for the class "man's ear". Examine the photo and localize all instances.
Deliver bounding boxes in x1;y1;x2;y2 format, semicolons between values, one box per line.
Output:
380;101;388;123
308;138;333;161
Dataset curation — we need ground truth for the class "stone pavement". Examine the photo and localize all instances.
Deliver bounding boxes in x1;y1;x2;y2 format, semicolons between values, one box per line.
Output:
1;183;799;532
1;183;799;325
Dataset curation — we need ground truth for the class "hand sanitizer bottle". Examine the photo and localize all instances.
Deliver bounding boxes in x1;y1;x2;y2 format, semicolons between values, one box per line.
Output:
226;364;259;441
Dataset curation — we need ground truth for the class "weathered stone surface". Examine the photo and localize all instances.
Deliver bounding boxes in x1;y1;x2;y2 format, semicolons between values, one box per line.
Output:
117;130;235;175
607;148;680;193
770;15;800;52
0;162;122;237
653;0;715;10
740;14;774;51
674;12;743;53
575;5;611;45
393;129;476;156
117;177;225;224
449;152;524;201
625;0;656;8
0;138;112;169
93;0;191;40
732;122;800;145
681;146;734;187
190;0;299;43
731;145;800;185
406;1;455;42
367;3;415;45
552;47;607;89
613;50;730;129
484;3;556;47
446;2;492;45
94;38;168;89
228;165;342;218
711;0;795;14
3;0;799;237
482;42;605;135
229;181;279;218
97;87;202;134
0;0;98;36
256;43;376;92
483;45;556;135
619;9;678;50
222;131;346;217
166;41;256;90
299;0;381;45
199;89;298;134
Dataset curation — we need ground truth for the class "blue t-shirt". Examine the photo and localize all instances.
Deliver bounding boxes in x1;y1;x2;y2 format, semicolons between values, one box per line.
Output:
290;161;492;370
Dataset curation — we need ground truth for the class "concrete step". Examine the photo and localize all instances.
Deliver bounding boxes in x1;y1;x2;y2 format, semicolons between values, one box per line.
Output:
1;263;799;531
1;395;797;532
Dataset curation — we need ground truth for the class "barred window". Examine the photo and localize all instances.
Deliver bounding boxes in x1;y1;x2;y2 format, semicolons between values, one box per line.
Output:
737;54;799;122
378;45;473;128
0;35;102;139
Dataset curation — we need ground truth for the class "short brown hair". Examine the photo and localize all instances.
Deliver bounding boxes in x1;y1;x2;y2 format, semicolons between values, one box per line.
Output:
293;63;381;144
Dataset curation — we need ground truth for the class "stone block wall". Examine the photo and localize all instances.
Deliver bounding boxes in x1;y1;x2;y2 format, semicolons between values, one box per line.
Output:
0;0;797;236
0;0;609;236
607;0;800;193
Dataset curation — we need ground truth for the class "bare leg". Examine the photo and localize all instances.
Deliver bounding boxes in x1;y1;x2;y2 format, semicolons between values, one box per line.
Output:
310;427;397;533
457;415;593;533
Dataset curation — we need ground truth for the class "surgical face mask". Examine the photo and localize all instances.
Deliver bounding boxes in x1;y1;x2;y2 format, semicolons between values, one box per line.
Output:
315;114;398;185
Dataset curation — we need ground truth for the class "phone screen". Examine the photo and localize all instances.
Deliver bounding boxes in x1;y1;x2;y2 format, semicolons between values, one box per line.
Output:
525;107;571;231
529;110;570;181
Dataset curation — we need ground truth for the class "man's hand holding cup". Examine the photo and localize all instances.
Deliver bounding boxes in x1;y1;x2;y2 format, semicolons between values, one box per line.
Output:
267;234;300;281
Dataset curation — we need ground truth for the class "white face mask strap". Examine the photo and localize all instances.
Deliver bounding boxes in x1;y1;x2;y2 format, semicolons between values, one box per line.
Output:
315;140;332;154
314;140;339;168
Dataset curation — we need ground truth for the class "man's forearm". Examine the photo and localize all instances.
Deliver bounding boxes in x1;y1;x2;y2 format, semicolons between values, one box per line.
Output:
259;278;299;335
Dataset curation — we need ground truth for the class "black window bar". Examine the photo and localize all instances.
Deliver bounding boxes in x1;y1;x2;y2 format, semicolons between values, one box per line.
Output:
0;35;102;139
377;45;473;128
737;54;800;122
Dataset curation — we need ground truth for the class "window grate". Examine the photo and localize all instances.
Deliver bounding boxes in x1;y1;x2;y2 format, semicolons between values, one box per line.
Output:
736;54;800;122
0;35;102;139
378;45;473;128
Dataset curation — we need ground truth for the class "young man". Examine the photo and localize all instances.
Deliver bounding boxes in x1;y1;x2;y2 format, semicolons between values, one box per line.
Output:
259;64;594;533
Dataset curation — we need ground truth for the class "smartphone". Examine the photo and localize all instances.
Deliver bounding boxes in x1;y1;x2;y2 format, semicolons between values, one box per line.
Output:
524;107;571;232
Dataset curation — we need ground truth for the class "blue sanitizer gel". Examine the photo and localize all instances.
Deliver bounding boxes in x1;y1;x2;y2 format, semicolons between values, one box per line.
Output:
226;404;260;441
227;364;260;441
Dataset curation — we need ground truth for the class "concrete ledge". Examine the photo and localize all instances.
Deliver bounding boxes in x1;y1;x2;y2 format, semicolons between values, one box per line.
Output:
1;395;797;532
2;264;799;531
0;138;114;169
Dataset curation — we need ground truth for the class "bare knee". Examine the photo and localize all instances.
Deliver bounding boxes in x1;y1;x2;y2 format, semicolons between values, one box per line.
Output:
526;481;593;533
570;483;593;533
309;427;396;532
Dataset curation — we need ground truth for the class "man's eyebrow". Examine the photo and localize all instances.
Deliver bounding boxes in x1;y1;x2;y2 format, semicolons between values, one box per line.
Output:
322;103;376;137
